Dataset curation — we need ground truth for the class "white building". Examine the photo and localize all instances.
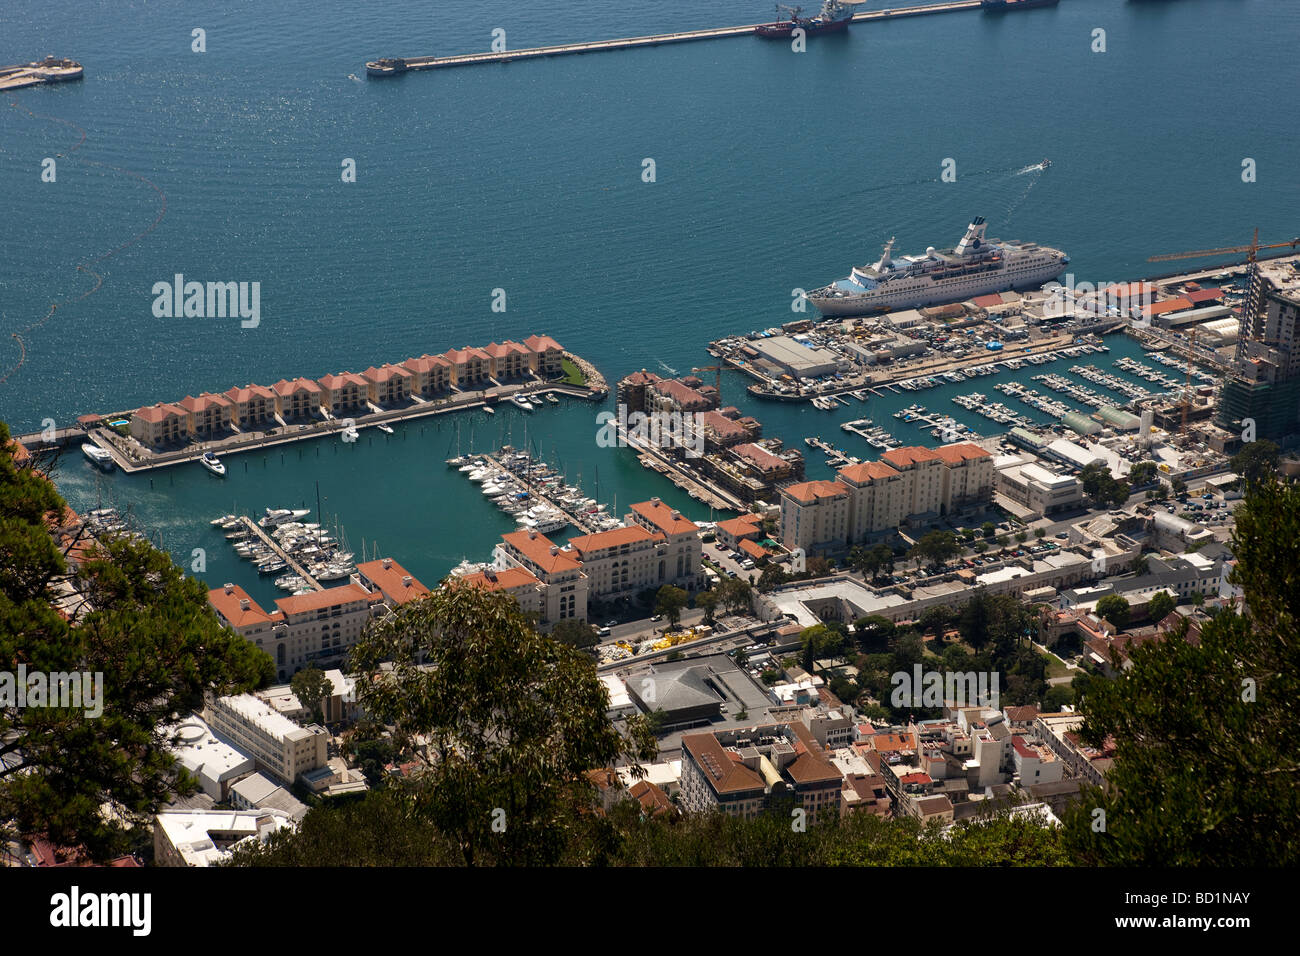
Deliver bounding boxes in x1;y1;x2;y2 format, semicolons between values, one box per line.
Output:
166;715;256;802
205;693;328;787
153;809;296;867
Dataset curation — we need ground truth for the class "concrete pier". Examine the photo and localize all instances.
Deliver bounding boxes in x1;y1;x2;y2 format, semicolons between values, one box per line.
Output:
366;1;981;75
0;57;83;91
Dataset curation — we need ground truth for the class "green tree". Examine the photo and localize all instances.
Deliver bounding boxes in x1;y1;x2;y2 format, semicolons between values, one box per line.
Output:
981;521;996;539
342;583;657;865
1095;594;1131;630
1146;590;1176;622
654;585;689;628
718;577;753;615
1034;527;1046;539
1128;461;1157;486
1015;530;1028;544
908;530;961;570
552;619;600;649
0;425;273;861
756;564;789;593
1171;476;1188;497
696;589;720;626
1230;439;1280;486
1063;477;1300;865
854;615;895;652
290;665;335;724
1042;685;1073;713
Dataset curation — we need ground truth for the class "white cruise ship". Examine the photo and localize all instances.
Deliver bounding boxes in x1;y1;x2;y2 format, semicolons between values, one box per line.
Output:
808;217;1069;317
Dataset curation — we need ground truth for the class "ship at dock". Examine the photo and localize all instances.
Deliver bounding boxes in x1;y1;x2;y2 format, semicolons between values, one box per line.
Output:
754;0;863;38
807;216;1069;317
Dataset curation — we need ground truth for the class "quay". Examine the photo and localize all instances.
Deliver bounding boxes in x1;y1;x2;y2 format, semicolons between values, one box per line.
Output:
238;517;323;591
365;1;981;75
0;57;83;91
60;381;596;475
619;428;746;513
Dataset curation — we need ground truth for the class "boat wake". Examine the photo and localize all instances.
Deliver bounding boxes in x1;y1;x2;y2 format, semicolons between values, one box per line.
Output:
656;359;678;376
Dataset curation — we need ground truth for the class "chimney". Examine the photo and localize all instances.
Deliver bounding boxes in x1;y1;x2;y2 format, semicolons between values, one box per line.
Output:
382;557;392;569
651;496;661;504
671;510;681;520
486;569;497;582
401;575;412;587
224;583;234;594
550;546;559;555
239;598;250;611
529;530;538;539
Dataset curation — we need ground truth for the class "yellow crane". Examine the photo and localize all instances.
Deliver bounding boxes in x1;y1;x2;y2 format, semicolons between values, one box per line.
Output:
692;365;723;405
1147;229;1300;266
1149;230;1300;434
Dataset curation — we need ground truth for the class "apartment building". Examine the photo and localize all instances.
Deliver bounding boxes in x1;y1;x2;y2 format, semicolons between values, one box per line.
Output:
524;334;564;376
495;529;590;623
130;402;189;447
491;500;703;623
780;442;994;553
178;392;234;436
780;479;850;555
317;371;369;415
208;581;386;682
680;724;843;825
627;498;704;591
204;693;328;786
223;383;277;429
362;363;414;405
458;565;547;620
484;340;533;379
402;353;454;395
154;808;296;867
272;377;324;420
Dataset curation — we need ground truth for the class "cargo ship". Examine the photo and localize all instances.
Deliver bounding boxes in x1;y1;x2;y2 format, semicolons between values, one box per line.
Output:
807;217;1069;317
981;0;1061;10
754;0;863;38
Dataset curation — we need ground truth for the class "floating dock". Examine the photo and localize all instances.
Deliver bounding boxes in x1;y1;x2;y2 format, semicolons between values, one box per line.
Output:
366;1;981;75
0;57;83;91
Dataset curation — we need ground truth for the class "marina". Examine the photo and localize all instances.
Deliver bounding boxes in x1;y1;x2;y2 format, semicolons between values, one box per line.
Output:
450;447;624;536
364;1;981;75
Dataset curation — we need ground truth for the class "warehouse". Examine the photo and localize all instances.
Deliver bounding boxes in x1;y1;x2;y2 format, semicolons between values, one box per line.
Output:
746;335;844;379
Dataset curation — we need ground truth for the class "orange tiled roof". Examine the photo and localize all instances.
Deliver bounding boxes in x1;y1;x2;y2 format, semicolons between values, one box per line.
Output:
458;566;540;591
838;460;899;483
934;442;991;464
569;523;661;555
716;513;763;537
134;402;188;422
629;499;698;536
883;446;942;468
501;530;583;573
782;480;848;505
274;582;374;616
356;558;429;604
208;584;281;628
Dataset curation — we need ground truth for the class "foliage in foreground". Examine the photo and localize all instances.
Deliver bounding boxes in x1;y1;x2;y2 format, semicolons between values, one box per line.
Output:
228;787;1070;867
1062;477;1300;866
0;423;273;860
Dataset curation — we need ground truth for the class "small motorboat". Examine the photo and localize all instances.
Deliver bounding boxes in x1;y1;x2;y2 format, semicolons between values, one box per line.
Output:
200;451;227;477
376;423;394;434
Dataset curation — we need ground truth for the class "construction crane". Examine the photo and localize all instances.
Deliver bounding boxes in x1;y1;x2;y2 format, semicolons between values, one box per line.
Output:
692;366;723;406
1147;228;1300;266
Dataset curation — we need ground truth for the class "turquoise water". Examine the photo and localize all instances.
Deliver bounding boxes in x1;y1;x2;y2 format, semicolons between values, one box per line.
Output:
3;0;1295;604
